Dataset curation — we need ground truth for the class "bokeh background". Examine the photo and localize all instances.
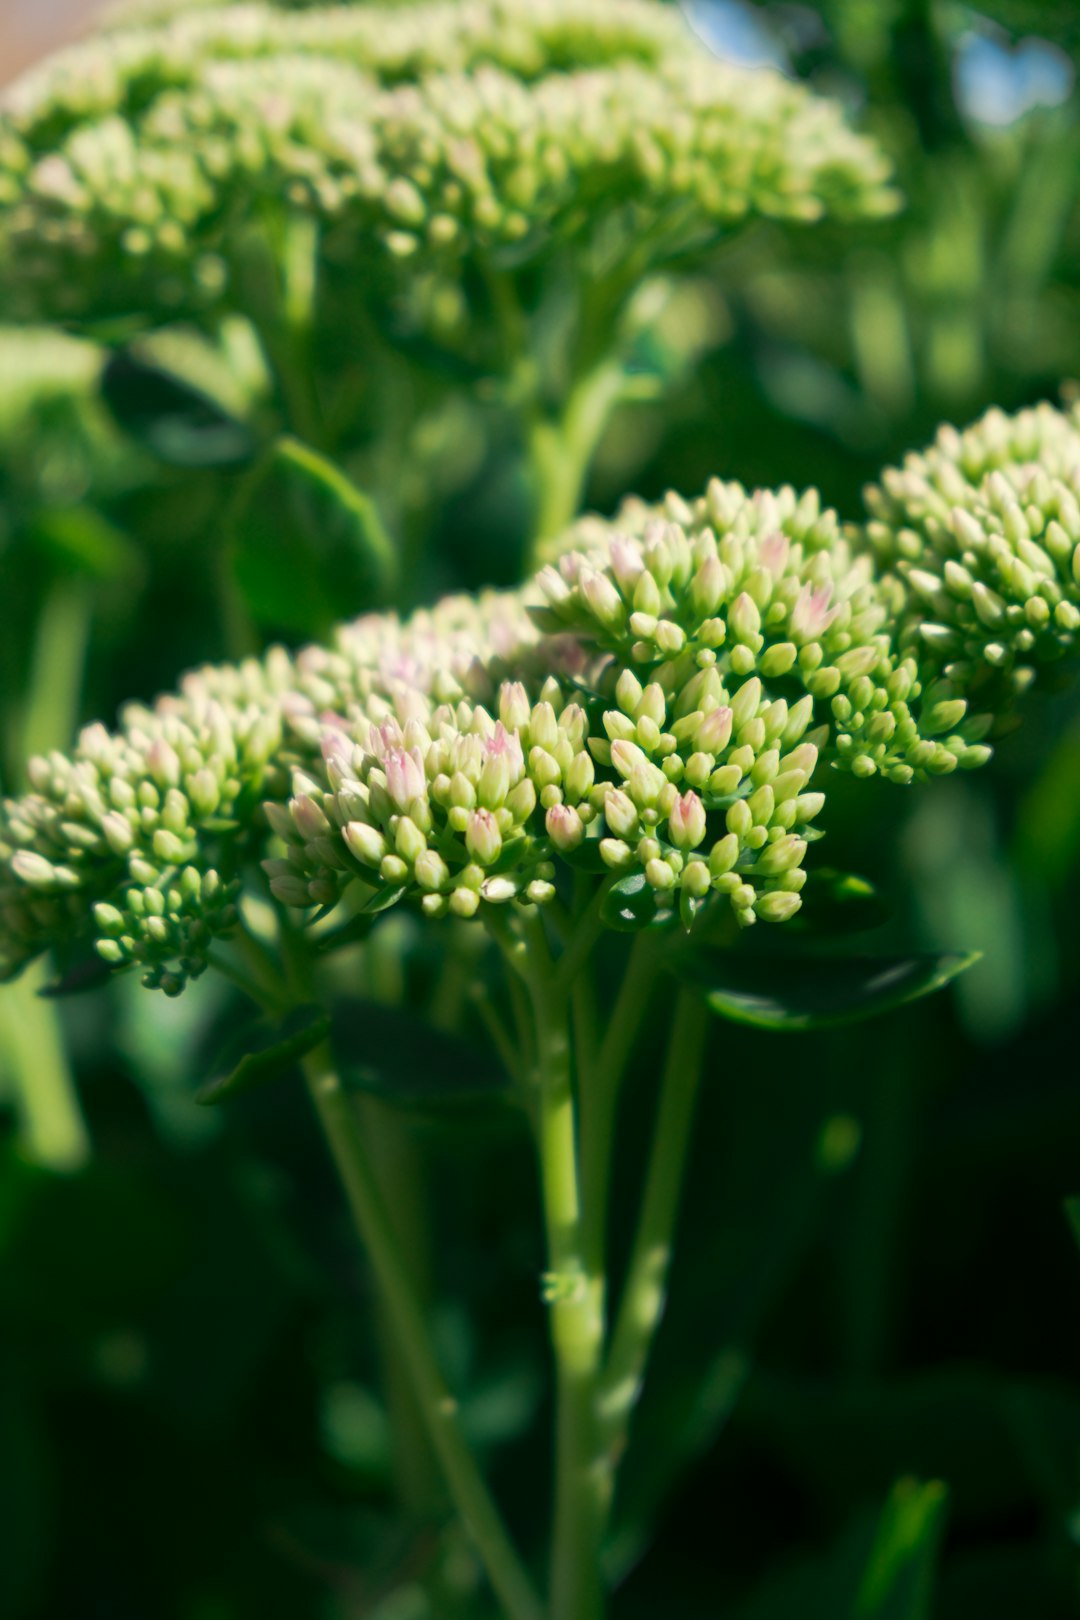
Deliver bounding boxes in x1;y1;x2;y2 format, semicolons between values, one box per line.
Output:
3;2;1080;1616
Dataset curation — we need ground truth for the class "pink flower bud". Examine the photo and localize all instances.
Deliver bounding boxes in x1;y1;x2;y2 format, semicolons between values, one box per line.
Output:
485;721;525;777
581;569;624;627
610;738;649;781
790;582;837;641
728;591;761;644
291;795;330;842
603;788;638;838
695;705;733;755
546;803;584;852
465;809;502;865
146;739;181;788
758;531;790;576
384;747;426;810
498;682;531;732
668;791;707;850
610;535;644;593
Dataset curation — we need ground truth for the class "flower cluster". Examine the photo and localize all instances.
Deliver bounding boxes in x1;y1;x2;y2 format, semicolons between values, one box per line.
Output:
266;683;588;919
0;0;896;324
543;482;992;785
0;590;535;989
863;402;1080;710
4;402;1080;992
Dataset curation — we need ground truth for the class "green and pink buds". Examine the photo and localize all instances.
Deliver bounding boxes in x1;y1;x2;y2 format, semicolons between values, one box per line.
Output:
3;402;1080;990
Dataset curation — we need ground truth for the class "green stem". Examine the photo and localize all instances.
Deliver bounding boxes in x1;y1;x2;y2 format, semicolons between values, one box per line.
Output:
0;579;94;1172
597;990;709;1507
301;1037;544;1620
525;358;627;565
21;576;91;766
579;935;659;1282
520;918;605;1620
0;963;90;1172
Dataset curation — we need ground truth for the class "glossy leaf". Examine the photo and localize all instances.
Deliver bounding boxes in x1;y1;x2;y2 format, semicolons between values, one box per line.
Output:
598;872;676;932
196;1004;330;1107
677;947;979;1031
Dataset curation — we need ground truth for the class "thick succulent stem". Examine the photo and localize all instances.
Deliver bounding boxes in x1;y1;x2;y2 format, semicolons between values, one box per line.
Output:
301;1034;544;1620
596;988;709;1523
525;355;627;565
521;914;606;1620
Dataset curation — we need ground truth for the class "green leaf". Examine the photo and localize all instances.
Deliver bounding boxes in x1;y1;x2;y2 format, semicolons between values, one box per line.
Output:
196;1004;330;1106
790;868;891;936
855;1478;950;1619
31;505;140;583
1065;1196;1080;1258
334;1000;513;1116
102;350;259;468
677;947;979;1031
598;872;676;932
730;1477;948;1620
231;435;397;636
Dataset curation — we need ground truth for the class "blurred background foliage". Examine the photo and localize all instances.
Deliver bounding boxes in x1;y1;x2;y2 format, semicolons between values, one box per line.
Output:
4;1;1080;1616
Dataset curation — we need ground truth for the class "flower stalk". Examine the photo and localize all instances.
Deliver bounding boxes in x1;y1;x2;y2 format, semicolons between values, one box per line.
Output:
301;1027;545;1620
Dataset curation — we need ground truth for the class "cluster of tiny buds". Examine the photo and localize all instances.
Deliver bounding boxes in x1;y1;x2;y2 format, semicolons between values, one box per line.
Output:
263;662;823;932
533;496;991;786
4;403;1080;991
0;0;895;323
864;402;1080;706
263;679;591;919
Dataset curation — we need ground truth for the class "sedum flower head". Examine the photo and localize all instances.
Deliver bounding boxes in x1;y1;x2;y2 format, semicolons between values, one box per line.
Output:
0;0;897;324
0;589;537;989
5;402;1080;991
264;684;590;918
863;401;1080;711
538;480;990;786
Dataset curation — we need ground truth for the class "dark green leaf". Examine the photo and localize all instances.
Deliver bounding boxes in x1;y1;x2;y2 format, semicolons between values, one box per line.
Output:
334;1000;513;1116
1065;1196;1080;1259
730;1475;948;1620
231;435;396;636
598;872;676;932
102;350;258;468
196;1004;330;1106
790;868;891;936
856;1477;949;1619
677;948;979;1031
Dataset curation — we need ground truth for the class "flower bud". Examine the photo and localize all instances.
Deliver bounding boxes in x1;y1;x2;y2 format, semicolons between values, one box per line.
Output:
668;791;707;850
546;803;584;852
343;821;387;868
465;809;502;865
755;889;803;923
603;789;638;839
